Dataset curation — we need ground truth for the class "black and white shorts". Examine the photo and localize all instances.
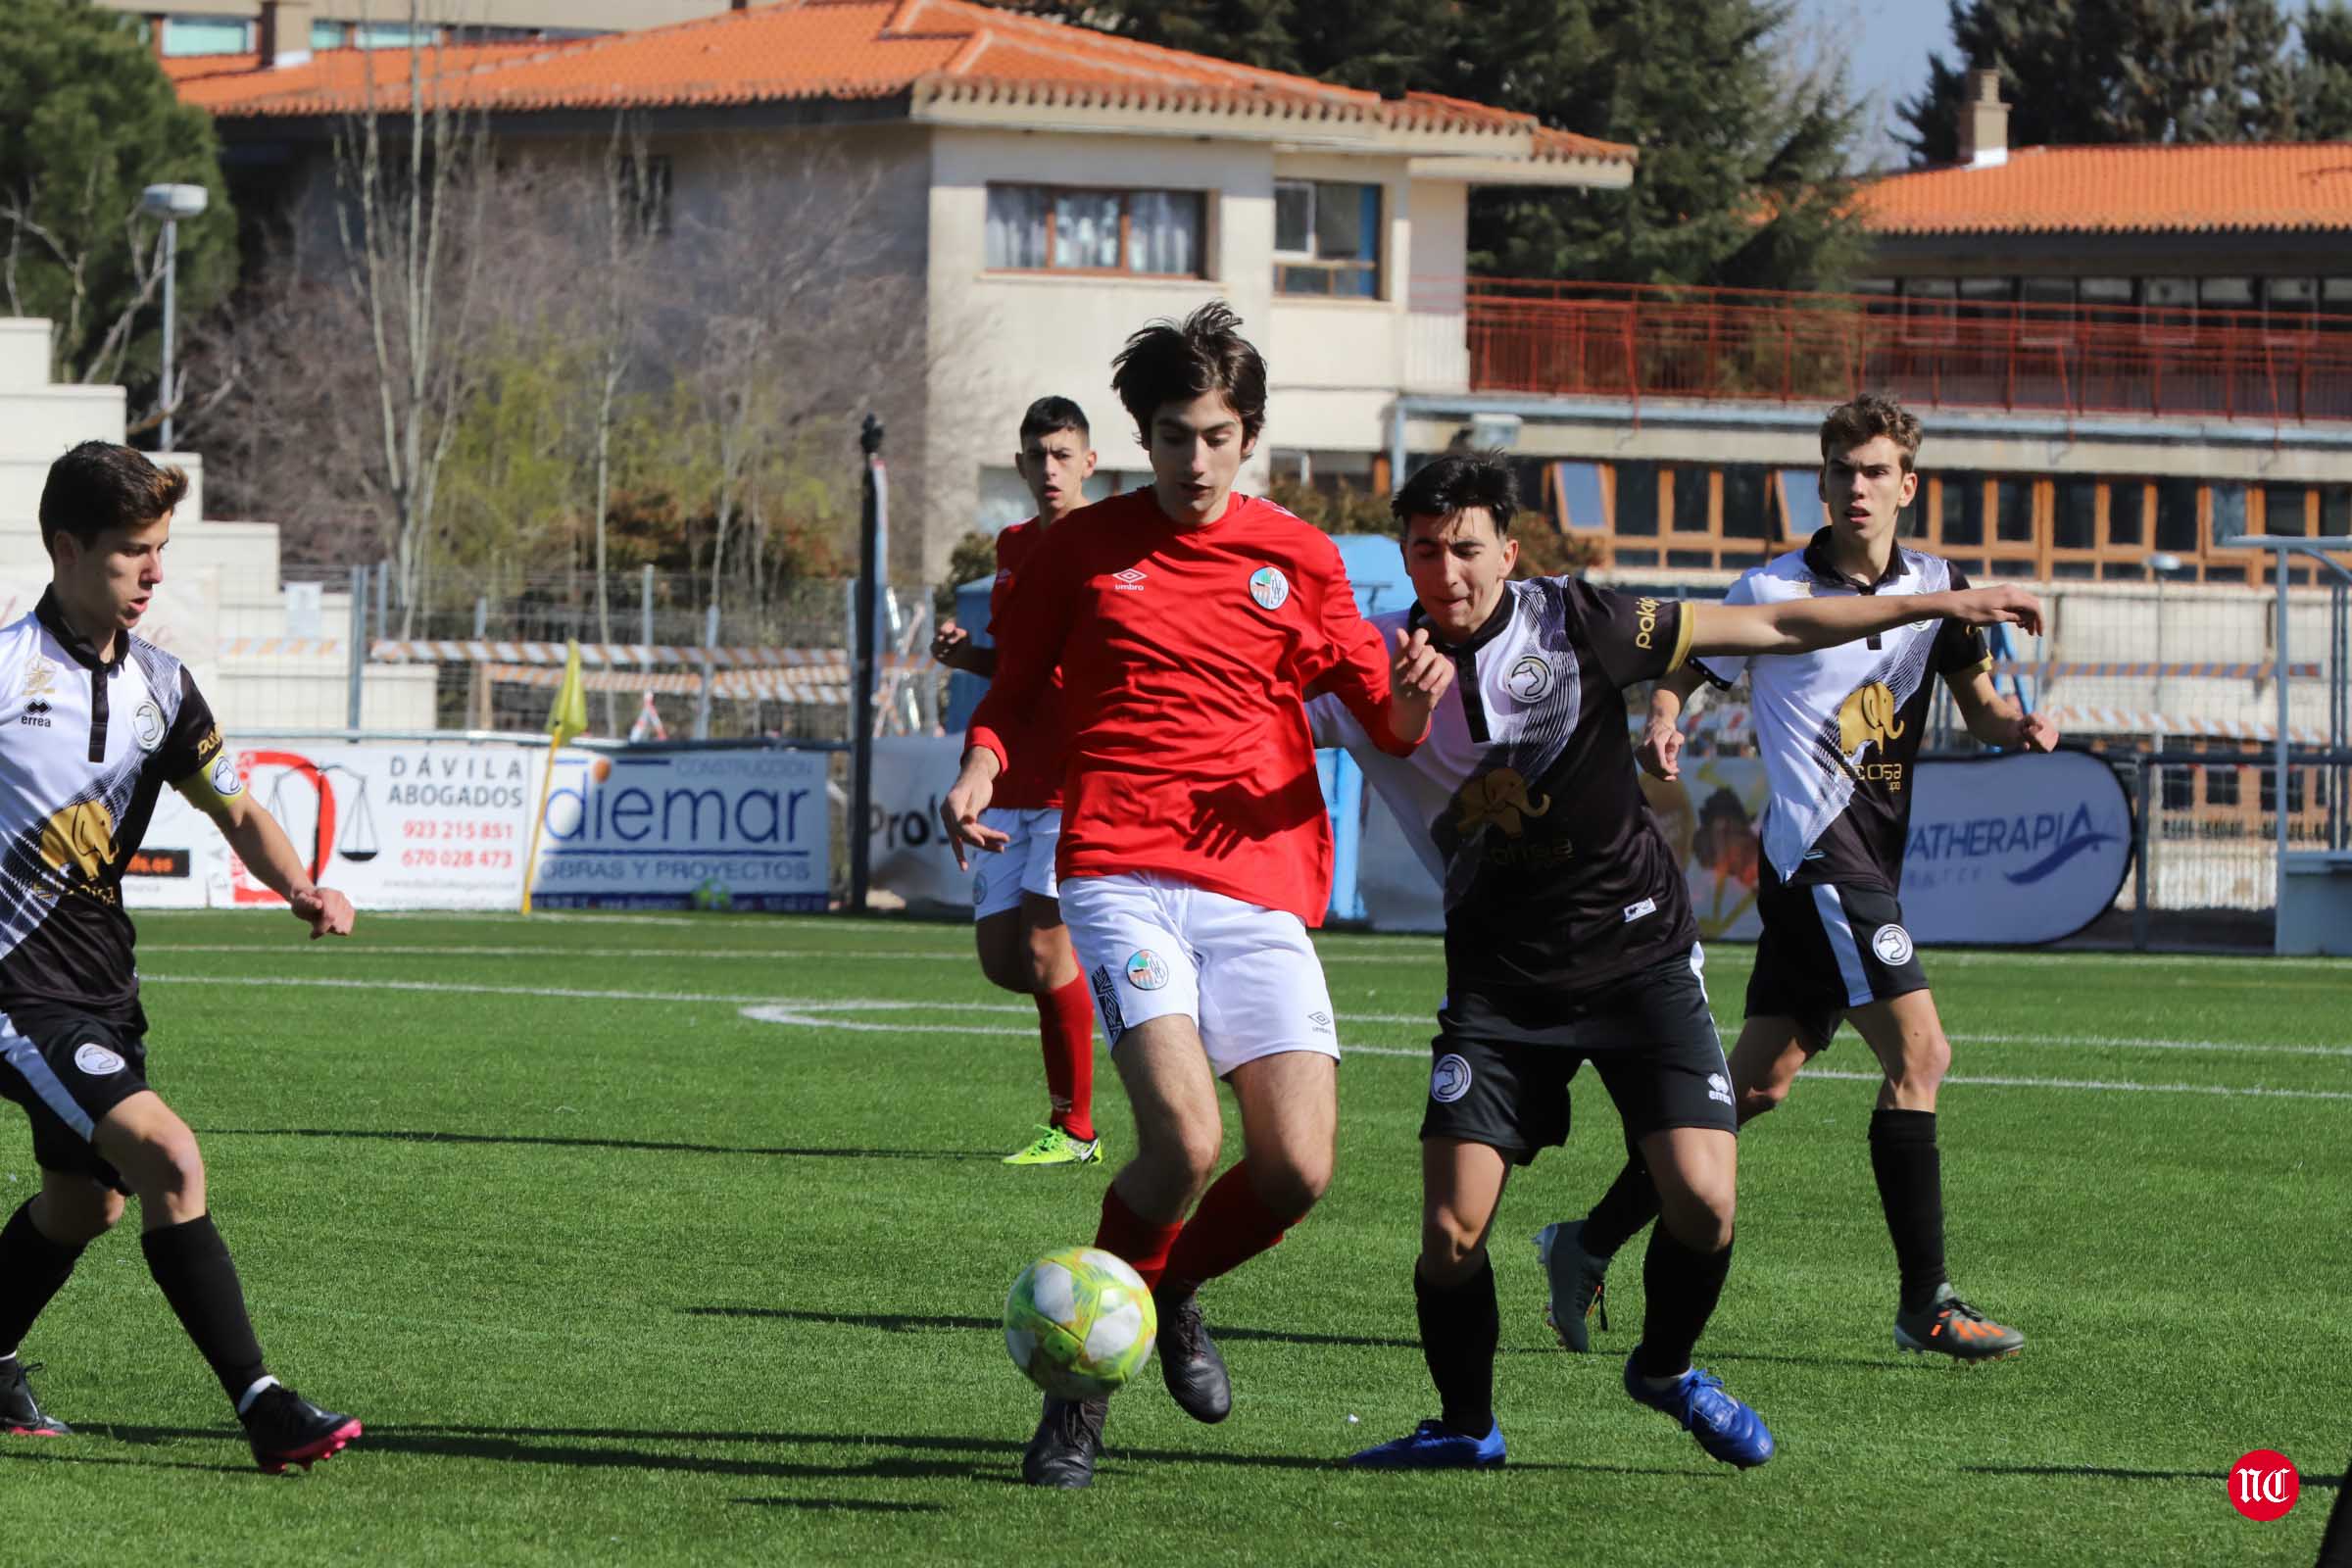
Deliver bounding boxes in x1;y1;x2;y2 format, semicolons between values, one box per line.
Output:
1419;946;1738;1165
1746;876;1931;1050
0;1004;152;1193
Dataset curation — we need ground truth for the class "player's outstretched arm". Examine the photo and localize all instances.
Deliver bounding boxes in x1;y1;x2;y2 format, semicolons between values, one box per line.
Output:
1640;665;1708;780
193;787;355;939
1689;584;2043;659
1949;667;2060;753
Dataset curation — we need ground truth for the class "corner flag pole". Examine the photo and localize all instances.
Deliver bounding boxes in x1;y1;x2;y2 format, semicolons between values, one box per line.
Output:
520;640;588;915
848;413;884;913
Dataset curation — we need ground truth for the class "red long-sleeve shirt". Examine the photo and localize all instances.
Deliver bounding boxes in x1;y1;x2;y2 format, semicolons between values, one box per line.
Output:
981;515;1065;810
967;488;1418;926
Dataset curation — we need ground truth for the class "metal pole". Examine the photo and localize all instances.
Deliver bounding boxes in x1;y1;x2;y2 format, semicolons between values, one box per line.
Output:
159;218;177;451
375;558;390;645
346;564;368;729
694;601;716;742
2132;757;2152;952
473;596;488;638
849;414;884;912
2277;552;2291;882
640;563;655;648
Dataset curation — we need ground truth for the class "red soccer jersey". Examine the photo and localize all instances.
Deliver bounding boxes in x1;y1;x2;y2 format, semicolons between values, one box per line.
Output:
966;488;1419;926
983;515;1067;810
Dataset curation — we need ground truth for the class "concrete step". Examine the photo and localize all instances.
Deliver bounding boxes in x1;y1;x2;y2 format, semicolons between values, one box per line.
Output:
0;319;51;392
0;386;126;458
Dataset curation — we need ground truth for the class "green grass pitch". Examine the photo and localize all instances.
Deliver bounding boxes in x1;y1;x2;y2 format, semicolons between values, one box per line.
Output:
2;911;2344;1565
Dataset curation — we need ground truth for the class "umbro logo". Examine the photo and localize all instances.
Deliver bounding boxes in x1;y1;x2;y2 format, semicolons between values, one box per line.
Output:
1111;567;1147;593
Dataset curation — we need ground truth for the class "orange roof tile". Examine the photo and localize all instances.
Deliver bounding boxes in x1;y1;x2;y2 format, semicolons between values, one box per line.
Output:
1859;144;2352;235
173;0;1632;167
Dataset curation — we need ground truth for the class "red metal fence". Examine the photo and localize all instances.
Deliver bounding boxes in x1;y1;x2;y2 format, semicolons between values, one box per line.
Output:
1431;278;2352;425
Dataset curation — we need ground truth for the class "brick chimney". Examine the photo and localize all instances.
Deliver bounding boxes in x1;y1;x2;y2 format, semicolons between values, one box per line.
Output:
1958;68;2008;169
258;0;315;69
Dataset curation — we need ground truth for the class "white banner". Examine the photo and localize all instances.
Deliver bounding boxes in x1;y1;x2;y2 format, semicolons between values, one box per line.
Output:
867;735;974;913
530;745;829;911
1360;751;2133;948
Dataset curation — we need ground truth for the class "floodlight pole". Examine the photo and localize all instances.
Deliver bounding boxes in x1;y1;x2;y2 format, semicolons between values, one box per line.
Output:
158;215;179;451
848;413;884;913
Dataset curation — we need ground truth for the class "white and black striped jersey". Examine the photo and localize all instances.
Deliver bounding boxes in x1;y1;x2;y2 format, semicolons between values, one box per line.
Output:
1693;530;1990;892
0;590;243;1024
1309;575;1696;999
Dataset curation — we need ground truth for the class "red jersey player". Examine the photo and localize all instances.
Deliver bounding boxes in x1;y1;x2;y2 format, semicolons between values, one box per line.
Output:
942;303;1453;1489
930;397;1102;1167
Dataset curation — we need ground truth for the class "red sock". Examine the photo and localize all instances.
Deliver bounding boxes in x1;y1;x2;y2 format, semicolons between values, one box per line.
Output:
1037;974;1096;1143
1160;1164;1298;1297
1094;1183;1182;1294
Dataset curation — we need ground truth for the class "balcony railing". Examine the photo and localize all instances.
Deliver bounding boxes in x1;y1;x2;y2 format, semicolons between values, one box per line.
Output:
1421;278;2352;425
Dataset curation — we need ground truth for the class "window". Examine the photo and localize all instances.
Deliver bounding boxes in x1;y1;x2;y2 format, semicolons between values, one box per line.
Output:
1959;276;2012;323
2021;277;2075;341
1612;463;1659;536
1670;467;1710;533
2109;481;2146;546
2021;277;2075;308
1938;473;1984;546
2324;486;2352;537
1721;466;1769;538
1774;468;1825;537
985;186;1205;276
2264;485;2310;536
1554;463;1607;532
163;16;249;54
2162;768;2195;811
2325;279;2352;319
1993;478;2034;544
1274;180;1380;298
1853;278;1898;317
2153;477;2199;552
2208;768;2240;808
2199;276;2256;319
2143;277;2197;341
2054;479;2097;550
1902;278;1957;344
2266;277;2318;333
2211;483;2246;545
2080;277;2132;313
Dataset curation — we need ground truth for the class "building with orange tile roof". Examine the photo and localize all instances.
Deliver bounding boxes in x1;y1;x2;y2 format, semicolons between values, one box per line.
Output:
168;0;1634;578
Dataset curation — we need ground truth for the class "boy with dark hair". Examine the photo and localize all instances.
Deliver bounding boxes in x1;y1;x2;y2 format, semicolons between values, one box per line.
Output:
931;396;1102;1165
1;441;363;1471
1541;393;2059;1365
1312;450;2041;1470
941;303;1453;1488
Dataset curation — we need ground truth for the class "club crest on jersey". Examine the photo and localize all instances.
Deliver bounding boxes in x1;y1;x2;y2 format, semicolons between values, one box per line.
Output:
1506;655;1553;704
74;1042;125;1077
1872;923;1915;966
1125;950;1170;991
23;658;56;700
132;700;165;751
209;751;243;798
1248;566;1290;611
1430;1053;1473;1103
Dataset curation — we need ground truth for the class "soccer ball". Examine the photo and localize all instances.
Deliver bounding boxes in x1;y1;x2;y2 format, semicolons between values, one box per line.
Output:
1004;1248;1157;1400
689;877;733;912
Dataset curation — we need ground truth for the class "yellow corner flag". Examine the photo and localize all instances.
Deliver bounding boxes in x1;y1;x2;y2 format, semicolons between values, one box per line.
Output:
548;640;588;746
521;641;588;913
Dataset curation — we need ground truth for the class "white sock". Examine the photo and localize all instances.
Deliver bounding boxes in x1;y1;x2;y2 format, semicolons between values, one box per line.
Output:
235;1375;281;1416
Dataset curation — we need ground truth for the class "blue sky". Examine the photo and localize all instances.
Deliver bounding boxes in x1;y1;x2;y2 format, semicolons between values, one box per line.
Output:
1789;0;1956;167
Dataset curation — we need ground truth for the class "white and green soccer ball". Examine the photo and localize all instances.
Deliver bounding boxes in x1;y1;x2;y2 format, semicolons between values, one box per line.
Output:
1004;1247;1157;1400
689;877;733;912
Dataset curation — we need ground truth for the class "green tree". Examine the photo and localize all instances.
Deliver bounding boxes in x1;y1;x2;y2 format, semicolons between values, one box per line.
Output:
0;0;234;411
1898;0;2302;164
2302;1;2352;138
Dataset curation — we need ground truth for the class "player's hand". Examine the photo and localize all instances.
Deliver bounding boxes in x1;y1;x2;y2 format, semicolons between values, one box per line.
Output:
1389;626;1452;739
939;770;1007;871
290;885;355;940
2015;711;2061;753
930;621;972;670
1639;714;1685;780
1947;585;2043;636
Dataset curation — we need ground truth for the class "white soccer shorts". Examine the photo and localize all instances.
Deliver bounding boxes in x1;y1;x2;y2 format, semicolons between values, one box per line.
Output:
971;807;1061;920
1059;869;1340;1075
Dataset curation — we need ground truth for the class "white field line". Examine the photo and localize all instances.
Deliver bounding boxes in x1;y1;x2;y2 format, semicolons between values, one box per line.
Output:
137;973;2352;1064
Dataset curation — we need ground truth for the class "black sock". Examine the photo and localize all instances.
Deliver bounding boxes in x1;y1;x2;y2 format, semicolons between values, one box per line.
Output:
1584;1154;1662;1259
1869;1109;1948;1313
0;1200;87;1357
139;1214;268;1406
1634;1229;1733;1380
1414;1254;1498;1438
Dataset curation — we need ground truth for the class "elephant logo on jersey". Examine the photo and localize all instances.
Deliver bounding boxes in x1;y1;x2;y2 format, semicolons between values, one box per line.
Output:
1838;681;1906;758
1248;566;1290;611
1453;767;1551;839
37;800;118;884
1505;655;1553;704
